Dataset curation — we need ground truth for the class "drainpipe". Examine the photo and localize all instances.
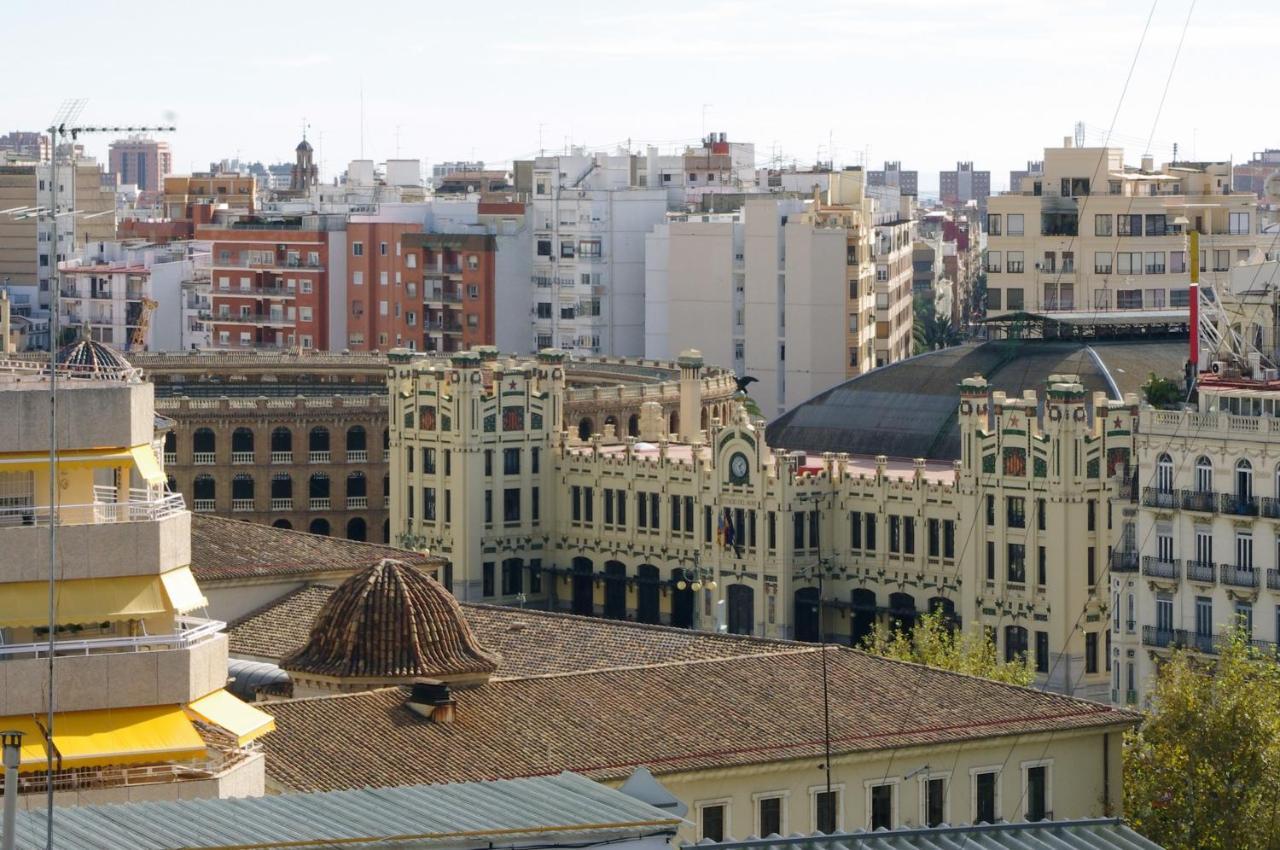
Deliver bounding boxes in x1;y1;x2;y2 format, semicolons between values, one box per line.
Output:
2;730;22;850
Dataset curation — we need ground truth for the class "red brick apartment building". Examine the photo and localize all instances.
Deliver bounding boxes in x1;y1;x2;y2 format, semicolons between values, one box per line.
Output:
199;218;331;350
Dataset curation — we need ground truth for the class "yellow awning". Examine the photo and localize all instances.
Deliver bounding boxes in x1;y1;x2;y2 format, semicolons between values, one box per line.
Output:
0;574;168;628
0;705;207;772
0;447;134;471
130;444;166;485
160;566;208;613
185;689;275;746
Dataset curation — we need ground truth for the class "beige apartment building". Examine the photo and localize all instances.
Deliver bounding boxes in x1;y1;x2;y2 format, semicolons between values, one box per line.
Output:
388;347;1133;702
985;141;1265;321
0;339;272;807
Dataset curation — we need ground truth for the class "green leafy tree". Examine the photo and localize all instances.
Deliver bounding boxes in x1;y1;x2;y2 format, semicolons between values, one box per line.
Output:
1142;372;1183;408
1124;630;1280;850
913;296;964;354
860;610;1034;686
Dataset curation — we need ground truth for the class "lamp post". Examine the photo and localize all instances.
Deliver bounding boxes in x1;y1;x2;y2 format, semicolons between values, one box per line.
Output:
674;550;717;631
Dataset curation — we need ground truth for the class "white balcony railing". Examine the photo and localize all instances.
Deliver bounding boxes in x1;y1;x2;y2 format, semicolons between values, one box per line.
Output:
0;616;224;660
347;450;368;463
193;452;216;465
231;499;255;512
346;496;368;509
231;451;254;465
163;452;177;465
271;451;292;464
193;499;215;512
0;489;186;528
270;497;292;511
310;498;330;510
309;451;330;464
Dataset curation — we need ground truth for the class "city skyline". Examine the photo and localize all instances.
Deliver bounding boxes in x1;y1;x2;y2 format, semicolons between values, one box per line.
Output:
7;0;1275;191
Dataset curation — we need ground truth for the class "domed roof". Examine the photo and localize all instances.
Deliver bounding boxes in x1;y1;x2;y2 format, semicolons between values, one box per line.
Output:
283;559;498;685
55;334;134;379
296;138;313;153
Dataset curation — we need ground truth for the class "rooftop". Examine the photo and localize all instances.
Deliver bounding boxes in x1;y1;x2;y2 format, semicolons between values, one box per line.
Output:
262;647;1137;792
692;819;1162;850
13;771;680;850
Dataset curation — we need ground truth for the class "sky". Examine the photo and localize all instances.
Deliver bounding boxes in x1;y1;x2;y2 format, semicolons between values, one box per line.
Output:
6;0;1277;193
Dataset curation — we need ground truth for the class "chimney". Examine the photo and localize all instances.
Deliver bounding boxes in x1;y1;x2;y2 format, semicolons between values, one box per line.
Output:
1141;154;1155;173
2;730;21;850
406;679;455;724
1063;136;1073;149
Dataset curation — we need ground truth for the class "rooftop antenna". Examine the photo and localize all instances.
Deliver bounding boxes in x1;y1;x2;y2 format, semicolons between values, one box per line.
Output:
360;81;365;160
701;103;712;138
1074;120;1086;148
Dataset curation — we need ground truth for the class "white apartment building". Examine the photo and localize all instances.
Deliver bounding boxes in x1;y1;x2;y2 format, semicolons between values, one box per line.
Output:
531;150;668;356
646;171;911;419
986;141;1267;320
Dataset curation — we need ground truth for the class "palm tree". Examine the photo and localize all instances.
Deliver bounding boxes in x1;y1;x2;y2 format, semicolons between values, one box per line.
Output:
913;296;963;353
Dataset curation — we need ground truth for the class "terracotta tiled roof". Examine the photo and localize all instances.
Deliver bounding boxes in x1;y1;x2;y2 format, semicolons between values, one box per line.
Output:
262;648;1139;793
282;559;498;682
229;588;795;676
190;516;438;582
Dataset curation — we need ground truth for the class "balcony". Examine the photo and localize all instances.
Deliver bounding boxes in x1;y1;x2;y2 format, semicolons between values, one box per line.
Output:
1268;569;1280;590
193;452;216;465
164;452;177;465
271;451;292;464
231;451;254;465
1142;487;1177;509
1221;564;1259;588
1180;490;1219;513
1109;550;1139;573
346;496;368;509
347;450;368;463
1142;626;1217;654
1262;498;1280;519
270;497;292;511
424;288;462;304
1142;556;1180;580
0;488;186;528
213;312;294;327
1186;560;1216;583
231;499;255;512
309;451;330;464
310;497;330;510
193;499;215;512
1221;493;1259;517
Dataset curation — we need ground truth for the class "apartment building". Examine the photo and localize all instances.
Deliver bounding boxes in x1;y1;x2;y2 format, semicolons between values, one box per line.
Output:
867;160;919;197
1233;149;1280;196
1010;160;1044;194
530;150;668;356
109;134;173;193
164;172;256;219
0;341;273;806
389;348;1130;703
939;161;991;213
985;142;1266;321
0;130;49;162
199;214;344;351
869;185;916;367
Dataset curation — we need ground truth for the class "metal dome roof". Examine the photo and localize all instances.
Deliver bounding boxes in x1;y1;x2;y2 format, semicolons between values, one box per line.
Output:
55;335;135;380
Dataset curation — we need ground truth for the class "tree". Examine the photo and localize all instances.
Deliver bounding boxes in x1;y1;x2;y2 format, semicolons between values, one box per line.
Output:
1142;372;1183;408
860;610;1034;686
1124;630;1280;850
913;296;964;353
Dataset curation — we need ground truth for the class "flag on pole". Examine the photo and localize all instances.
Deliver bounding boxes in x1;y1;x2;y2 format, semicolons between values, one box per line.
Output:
723;508;735;550
716;510;725;546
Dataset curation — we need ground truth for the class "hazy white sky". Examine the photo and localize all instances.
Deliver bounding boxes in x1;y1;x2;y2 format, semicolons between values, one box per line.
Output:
7;0;1275;192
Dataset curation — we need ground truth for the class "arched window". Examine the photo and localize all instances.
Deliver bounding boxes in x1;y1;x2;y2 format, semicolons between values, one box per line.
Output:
271;427;293;462
309;518;330;536
603;561;626;620
502;557;523;596
347;472;367;506
382;518;390;544
346;425;367;460
669;411;679;436
165;475;177;494
1004;625;1029;663
636;564;660;624
571;557;594;616
192;474;215;511
670;567;694;628
627;414;639;437
701;407;709;431
272;519;292;530
577;418;593;441
346;517;367;541
851;589;877;646
794;587;820;643
309;473;330;509
1156;453;1174;493
726;584;754;635
603;415;618;436
270;473;292;509
163;431;176;460
192;428;216;463
231;473;254;510
1236;458;1254;501
309;427;330;461
888;592;916;634
1195;456;1213;493
231;428;254;463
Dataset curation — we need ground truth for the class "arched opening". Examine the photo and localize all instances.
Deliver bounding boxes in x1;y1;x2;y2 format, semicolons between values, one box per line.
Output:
851;588;877;646
701;407;709;432
929;596;957;630
726;584;754;635
382;518;390;544
309;518;330;536
309;473;330;509
1195;456;1213;493
192;428;216;461
501;557;523;596
1236;458;1254;501
1004;625;1028;664
165;475;176;494
794;587;820;642
346;517;367;541
346;472;367;507
571;557;594;616
231;473;254;509
163;431;176;458
577;418;593;441
1156;452;1174;493
668;411;679;436
627;414;639;437
271;427;292;460
270;473;292;508
309;426;330;460
346;425;367;458
604;415;618;436
604;561;627;619
636;564;660;624
272;519;292;530
888;592;917;634
231;427;254;460
192;474;215;510
669;567;694;628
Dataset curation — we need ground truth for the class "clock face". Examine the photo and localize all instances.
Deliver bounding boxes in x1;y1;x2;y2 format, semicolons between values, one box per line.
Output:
729;452;749;483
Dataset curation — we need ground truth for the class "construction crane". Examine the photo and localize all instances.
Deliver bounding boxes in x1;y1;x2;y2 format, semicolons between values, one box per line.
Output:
130;297;157;351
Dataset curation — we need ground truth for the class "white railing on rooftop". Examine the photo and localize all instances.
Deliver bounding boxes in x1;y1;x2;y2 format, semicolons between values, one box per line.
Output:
0;616;223;660
0;488;185;528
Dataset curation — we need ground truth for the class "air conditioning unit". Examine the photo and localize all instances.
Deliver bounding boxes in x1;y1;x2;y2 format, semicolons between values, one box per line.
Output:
1211;361;1227;375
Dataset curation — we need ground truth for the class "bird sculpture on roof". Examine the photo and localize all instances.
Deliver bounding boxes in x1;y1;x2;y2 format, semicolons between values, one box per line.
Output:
734;375;758;395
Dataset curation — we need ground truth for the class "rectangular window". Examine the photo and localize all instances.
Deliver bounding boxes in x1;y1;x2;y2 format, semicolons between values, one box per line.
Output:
502;560;522;595
353;242;364;256
616;489;625;526
1229;211;1250;235
869;784;893;830
889;515;901;553
1088;548;1096;586
1094;214;1112;236
1025;765;1048;821
1007;214;1024;236
986;495;995;526
1094;252;1113;274
585;487;595;524
571;485;581;522
503;488;520;523
1037;546;1046;585
988;214;1002;236
482;562;494;597
903;517;915;555
1007;496;1025;528
925;778;945;827
424;487;436;521
531;486;539;522
1007;544;1026;584
986;541;996;581
1196;596;1213;637
649;492;659;530
530;558;542;593
503;448;520;476
866;513;876;550
484;490;493;524
974;771;998;824
815;790;838;833
1035;630;1049;673
699;804;726;842
758;796;783;837
928;518;940;557
1006;251;1024;273
1085;632;1098;674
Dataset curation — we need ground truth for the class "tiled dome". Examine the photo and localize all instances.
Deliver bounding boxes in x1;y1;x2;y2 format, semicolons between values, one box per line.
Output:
55;335;134;379
283;559;498;686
